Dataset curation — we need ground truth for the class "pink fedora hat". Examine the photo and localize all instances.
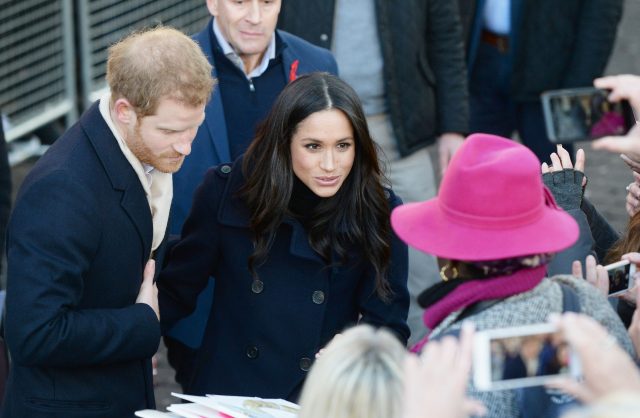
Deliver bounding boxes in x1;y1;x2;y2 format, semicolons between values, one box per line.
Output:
391;134;578;261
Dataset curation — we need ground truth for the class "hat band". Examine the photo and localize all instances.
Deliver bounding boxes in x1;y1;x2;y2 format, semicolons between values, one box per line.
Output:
439;199;545;230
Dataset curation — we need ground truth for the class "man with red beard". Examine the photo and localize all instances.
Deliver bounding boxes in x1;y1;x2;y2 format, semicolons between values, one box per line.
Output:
2;27;214;418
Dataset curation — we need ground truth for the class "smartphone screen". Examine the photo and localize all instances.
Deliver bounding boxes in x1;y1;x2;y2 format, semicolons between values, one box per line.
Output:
608;263;631;295
474;324;580;391
542;87;636;143
489;331;569;381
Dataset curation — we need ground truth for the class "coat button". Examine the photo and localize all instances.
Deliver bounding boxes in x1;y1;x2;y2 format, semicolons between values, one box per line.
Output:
246;345;259;359
299;357;312;371
220;164;231;174
312;290;325;304
384;189;391;199
320;33;328;42
251;279;264;294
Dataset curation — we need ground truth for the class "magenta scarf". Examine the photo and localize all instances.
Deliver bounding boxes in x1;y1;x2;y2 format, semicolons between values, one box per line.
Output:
411;265;547;353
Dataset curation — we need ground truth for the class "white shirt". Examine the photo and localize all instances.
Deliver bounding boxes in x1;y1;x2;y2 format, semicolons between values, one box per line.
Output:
483;0;511;35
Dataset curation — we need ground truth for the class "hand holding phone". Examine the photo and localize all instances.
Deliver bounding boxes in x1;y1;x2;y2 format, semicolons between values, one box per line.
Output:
604;259;636;297
541;87;636;143
547;313;640;403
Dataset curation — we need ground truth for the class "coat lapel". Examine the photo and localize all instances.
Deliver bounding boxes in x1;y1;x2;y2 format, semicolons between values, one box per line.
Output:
217;162;325;265
81;103;153;261
195;20;231;164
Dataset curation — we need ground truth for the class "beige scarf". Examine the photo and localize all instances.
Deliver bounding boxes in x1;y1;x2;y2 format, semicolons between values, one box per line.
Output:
99;92;172;253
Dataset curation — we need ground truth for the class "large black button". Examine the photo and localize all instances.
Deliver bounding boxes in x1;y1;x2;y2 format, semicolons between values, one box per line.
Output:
299;357;312;371
312;290;325;304
220;164;231;174
246;345;259;359
251;279;264;294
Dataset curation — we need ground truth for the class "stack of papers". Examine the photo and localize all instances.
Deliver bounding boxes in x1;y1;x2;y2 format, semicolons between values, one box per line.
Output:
136;393;300;418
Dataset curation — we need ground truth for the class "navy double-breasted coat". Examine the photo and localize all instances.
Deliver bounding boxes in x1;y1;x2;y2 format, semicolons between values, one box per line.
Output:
158;160;410;400
2;103;163;417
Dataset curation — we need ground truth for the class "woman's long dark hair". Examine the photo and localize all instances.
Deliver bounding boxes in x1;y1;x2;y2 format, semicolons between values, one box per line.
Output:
241;72;393;299
605;211;640;264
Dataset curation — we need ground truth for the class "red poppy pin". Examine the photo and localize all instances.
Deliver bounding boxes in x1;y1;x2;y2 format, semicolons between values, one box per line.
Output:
289;59;299;82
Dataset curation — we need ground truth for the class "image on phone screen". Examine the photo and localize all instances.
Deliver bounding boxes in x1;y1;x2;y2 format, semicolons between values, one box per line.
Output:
474;324;581;391
541;87;636;143
605;260;636;296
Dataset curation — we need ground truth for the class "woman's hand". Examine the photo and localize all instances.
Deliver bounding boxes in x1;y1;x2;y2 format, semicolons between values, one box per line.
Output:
572;254;609;297
541;145;585;177
626;172;640;217
546;313;640;403
627;285;640;357
541;145;587;211
402;324;486;418
618;252;640;306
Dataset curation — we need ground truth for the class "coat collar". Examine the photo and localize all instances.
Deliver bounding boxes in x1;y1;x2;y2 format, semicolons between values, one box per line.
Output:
217;159;324;264
80;102;154;259
192;20;302;164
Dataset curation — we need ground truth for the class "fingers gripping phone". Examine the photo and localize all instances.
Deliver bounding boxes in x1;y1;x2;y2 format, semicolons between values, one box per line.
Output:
605;259;636;297
541;87;637;143
473;323;581;391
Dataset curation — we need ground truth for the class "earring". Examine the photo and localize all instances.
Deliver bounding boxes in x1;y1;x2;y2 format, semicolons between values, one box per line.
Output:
439;264;459;282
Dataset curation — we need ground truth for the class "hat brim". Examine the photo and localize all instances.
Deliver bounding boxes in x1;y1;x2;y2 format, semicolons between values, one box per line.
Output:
391;199;579;261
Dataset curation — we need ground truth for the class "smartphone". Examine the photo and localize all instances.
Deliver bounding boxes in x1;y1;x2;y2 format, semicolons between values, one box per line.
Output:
605;259;636;297
473;323;581;391
541;87;636;143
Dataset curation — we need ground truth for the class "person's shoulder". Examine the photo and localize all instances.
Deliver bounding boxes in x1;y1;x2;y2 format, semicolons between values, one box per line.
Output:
278;30;336;66
202;157;245;195
385;187;403;209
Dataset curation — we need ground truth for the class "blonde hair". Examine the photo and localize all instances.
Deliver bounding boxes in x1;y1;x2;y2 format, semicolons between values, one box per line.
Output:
298;325;405;418
106;26;214;117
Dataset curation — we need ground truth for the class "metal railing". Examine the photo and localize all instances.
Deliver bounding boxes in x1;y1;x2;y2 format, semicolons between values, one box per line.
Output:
0;0;77;142
77;0;210;107
0;0;210;148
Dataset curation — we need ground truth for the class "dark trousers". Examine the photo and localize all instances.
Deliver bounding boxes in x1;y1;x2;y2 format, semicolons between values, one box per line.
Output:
469;42;573;162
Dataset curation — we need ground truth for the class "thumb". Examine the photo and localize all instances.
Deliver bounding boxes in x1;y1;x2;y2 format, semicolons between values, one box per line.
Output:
143;259;156;283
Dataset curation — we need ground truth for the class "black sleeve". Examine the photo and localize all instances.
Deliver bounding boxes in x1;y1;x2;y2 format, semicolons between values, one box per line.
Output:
428;0;469;134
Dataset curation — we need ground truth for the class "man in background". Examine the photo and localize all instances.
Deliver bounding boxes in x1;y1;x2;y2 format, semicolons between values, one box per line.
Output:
460;0;622;161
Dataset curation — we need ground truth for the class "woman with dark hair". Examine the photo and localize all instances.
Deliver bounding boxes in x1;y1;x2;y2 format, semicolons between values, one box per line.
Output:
157;72;409;400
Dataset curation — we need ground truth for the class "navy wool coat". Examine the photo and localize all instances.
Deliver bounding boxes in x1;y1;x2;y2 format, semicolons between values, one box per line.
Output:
3;103;162;418
158;159;410;400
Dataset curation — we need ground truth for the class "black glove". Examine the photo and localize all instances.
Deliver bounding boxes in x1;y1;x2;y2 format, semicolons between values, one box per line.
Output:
542;169;586;211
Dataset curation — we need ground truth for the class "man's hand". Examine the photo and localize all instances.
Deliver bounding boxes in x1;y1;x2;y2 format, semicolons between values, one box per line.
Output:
594;75;640;110
437;132;464;175
136;259;159;320
591;75;640;161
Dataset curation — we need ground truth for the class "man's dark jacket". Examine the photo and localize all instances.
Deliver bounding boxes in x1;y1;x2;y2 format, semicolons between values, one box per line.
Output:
460;0;623;102
2;103;162;417
278;0;469;157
